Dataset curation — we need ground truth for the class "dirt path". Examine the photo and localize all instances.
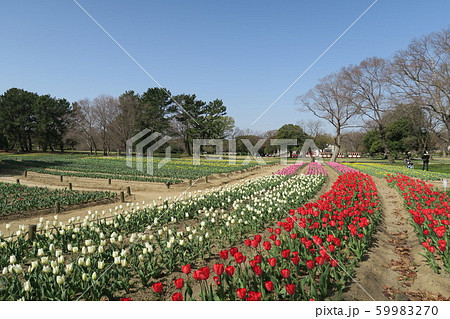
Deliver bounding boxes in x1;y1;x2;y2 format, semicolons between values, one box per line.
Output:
0;164;284;235
339;176;450;301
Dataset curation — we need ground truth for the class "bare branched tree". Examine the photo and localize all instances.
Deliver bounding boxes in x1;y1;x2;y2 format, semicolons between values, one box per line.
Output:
389;27;450;155
297;69;360;162
343;57;396;163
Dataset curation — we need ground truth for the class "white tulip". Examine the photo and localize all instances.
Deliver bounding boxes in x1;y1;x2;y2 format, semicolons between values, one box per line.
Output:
67;244;73;252
72;247;79;253
42;265;51;273
138;254;144;262
31;261;38;271
2;267;8;275
41;256;49;265
57;256;64;264
85;258;91;267
9;255;16;264
65;263;74;275
77;257;85;266
56;275;65;285
87;246;96;254
82;273;88;281
24;281;31;292
121;259;127;267
114;257;121;265
98;261;105;270
6;224;11;230
98;246;104;254
55;250;62;257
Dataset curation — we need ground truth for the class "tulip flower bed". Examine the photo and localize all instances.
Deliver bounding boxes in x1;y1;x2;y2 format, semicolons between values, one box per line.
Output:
386;174;450;274
345;163;449;181
163;172;381;301
0;154;272;183
273;163;306;175
326;162;358;174
304;162;327;176
0;182;116;217
0;173;326;300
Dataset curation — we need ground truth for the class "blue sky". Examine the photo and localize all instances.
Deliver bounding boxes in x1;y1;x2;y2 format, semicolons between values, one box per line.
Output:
1;0;449;133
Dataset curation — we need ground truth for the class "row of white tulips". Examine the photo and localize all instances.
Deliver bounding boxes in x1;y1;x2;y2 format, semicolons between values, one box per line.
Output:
0;173;325;300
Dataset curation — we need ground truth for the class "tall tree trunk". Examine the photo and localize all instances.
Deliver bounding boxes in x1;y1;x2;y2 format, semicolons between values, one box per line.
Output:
330;131;341;162
380;129;395;164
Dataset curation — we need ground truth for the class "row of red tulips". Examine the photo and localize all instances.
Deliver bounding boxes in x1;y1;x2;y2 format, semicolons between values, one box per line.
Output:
146;172;381;300
386;174;449;273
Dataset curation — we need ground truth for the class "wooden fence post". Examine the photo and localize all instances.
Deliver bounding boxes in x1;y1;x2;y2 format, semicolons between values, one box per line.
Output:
60;175;63;182
28;225;37;241
120;191;125;202
126;186;131;196
55;202;61;214
68;183;73;190
108;178;111;185
16;179;20;184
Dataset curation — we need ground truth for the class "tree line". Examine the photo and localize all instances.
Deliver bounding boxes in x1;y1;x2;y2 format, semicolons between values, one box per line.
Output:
298;26;450;162
0;88;235;155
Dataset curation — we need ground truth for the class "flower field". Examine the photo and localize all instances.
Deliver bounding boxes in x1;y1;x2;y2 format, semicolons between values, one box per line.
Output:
160;172;381;300
326;162;358;174
0;173;326;300
304;162;327;176
386;174;450;274
344;163;450;181
0;182;116;217
273;163;305;175
0;154;272;183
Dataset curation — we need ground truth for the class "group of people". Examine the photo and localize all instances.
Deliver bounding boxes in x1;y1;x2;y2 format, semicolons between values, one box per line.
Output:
405;151;430;171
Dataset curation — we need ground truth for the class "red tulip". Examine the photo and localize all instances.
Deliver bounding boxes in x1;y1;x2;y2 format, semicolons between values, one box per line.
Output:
234;252;246;264
181;264;191;275
152;282;163;294
291;256;300;265
268;258;277;267
252;265;263;276
274;240;281;246
172;292;183;301
330;259;338;267
246;291;262;301
265;281;274;292
315;256;325;266
193;267;210;281
254;255;262;263
229;247;238;256
263;241;272;250
280;268;290;278
213;263;224;276
275;228;281;234
285;284;296;295
251;239;259;248
219;250;228;260
225;266;235;276
306;260;315;270
281;249;291;258
236;288;247;299
213;275;221;285
244;239;251;247
254;234;262;243
120;297;132;301
174;278;184;289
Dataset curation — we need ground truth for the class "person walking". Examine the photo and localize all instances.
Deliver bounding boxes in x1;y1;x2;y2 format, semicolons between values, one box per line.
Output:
422;151;430;171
